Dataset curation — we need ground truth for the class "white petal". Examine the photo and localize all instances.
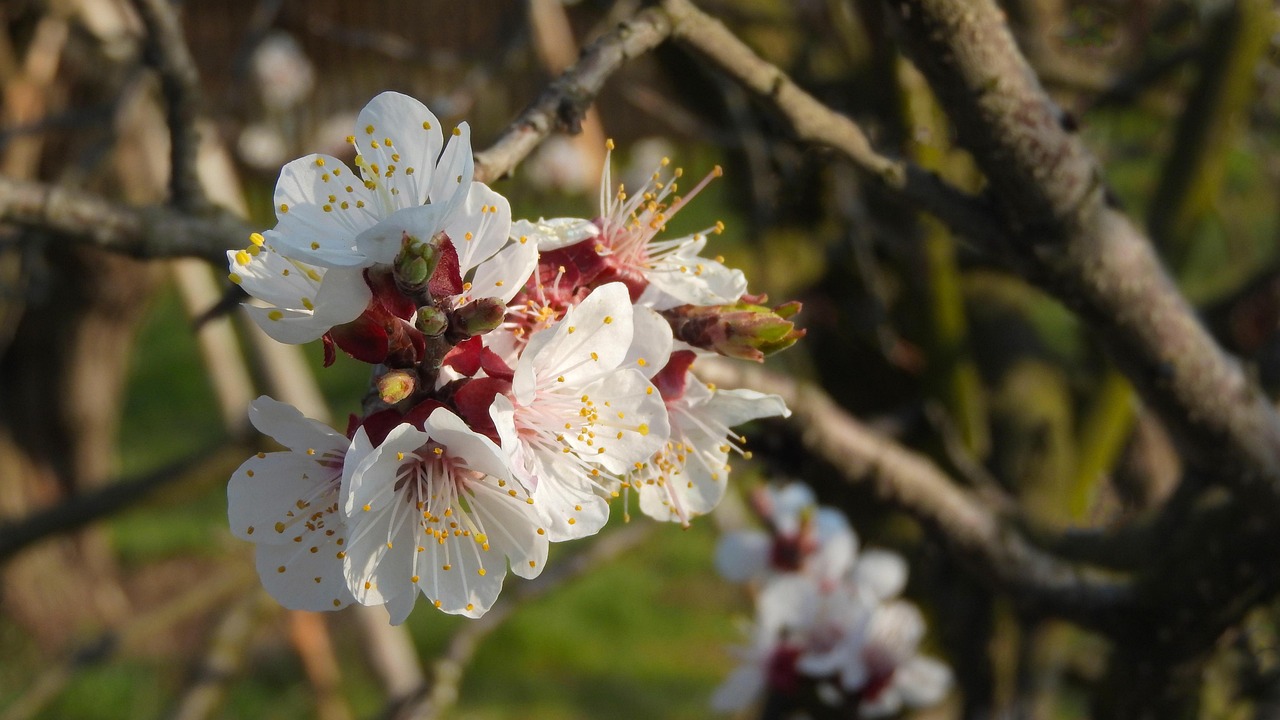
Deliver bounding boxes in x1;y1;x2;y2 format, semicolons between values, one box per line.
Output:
853;549;908;602
255;528;355;612
643;251;748;310
343;424;430;516
228;451;339;545
510;217;599;250
714;530;770;582
343;501;420;622
468;235;538;303
248;396;348;455
757;575;819;636
769;483;816;533
709;664;765;713
428;122;474;209
424;408;513;482
703;386;791;426
518;283;634;401
527;453;610;541
895;656;952;708
446;182;512;276
353;201;451;266
565;371;669;474
354;91;443;207
272;153;380;266
466;478;549;580
624;306;673;380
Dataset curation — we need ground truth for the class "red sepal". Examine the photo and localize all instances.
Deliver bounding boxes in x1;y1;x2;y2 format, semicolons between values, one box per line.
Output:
428;237;463;298
651;350;697;401
452;377;512;443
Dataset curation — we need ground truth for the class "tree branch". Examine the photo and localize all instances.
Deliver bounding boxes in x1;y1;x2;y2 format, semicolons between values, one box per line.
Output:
693;359;1131;631
0;175;251;263
130;0;206;210
890;0;1280;504
0;440;245;561
658;0;1010;253
472;6;673;184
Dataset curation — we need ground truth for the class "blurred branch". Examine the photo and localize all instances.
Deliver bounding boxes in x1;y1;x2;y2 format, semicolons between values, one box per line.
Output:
0;439;246;561
659;0;1010;253
170;593;270;720
1148;0;1274;269
0;175;251;262
472;6;673;184
693;359;1131;631
891;0;1280;508
130;0;205;210
388;523;655;720
0;567;254;720
288;611;354;720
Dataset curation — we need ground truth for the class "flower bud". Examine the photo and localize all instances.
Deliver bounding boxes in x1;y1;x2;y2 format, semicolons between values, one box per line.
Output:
449;298;507;338
663;301;806;362
377;369;417;405
415;306;448;336
394;234;442;296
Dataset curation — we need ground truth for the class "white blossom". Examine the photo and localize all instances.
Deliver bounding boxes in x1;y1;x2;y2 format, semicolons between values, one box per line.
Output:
267;91;497;270
227;231;370;344
634;376;790;526
227;397;355;612
339;408;548;623
491;282;671;540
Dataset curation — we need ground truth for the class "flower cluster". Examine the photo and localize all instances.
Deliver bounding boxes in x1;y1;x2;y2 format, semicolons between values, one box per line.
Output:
227;92;801;623
713;484;952;717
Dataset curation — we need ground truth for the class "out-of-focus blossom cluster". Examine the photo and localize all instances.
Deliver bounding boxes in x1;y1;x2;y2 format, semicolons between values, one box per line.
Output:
226;92;802;624
713;484;952;717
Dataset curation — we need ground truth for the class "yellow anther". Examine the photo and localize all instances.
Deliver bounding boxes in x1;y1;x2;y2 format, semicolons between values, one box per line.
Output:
267;310;283;321
365;124;375;134
314;157;325;167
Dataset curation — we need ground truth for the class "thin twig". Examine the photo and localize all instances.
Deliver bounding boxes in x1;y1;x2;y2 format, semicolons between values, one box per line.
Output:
130;0;206;210
0;175;252;262
0;567;254;720
170;592;270;720
472;7;673;184
659;0;1009;252
388;523;655;720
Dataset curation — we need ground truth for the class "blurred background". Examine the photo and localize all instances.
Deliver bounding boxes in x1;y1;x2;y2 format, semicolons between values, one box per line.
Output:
2;0;1280;717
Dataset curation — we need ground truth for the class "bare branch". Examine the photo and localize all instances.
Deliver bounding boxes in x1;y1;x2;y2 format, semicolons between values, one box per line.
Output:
890;0;1280;503
0;175;251;263
473;7;673;184
0;440;246;561
659;0;1009;252
130;0;206;210
693;359;1131;630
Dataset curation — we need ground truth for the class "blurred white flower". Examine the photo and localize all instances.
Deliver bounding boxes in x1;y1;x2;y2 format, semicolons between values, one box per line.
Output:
251;32;315;111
